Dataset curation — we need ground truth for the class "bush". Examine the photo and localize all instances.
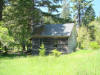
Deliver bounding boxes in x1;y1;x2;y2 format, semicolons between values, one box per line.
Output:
39;43;46;56
77;27;91;49
89;21;100;44
90;41;100;49
51;49;62;56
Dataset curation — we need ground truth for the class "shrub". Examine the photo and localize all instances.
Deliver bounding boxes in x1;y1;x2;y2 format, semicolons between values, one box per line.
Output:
77;27;91;49
89;21;100;44
90;41;100;49
51;49;62;56
39;43;46;56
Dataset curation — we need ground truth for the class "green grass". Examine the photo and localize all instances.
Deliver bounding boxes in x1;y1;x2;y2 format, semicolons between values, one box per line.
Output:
0;49;100;75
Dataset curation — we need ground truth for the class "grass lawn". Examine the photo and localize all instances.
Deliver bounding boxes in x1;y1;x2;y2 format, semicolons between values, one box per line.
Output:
0;49;100;75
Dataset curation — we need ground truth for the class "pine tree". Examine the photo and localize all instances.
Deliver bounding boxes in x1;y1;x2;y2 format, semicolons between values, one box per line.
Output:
61;0;71;21
82;5;95;26
0;0;4;21
4;0;62;54
71;0;93;27
4;0;36;51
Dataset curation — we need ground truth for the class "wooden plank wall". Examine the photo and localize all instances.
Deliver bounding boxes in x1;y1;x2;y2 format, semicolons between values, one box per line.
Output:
32;38;68;53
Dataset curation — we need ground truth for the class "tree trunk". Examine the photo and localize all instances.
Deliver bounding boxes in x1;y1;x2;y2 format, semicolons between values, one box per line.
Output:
0;0;4;21
4;46;8;54
27;44;30;51
22;43;25;52
0;42;2;50
31;0;35;55
0;41;1;47
78;1;81;27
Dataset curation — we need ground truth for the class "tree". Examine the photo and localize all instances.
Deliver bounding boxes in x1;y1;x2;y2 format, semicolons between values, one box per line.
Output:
71;0;93;27
4;0;35;52
0;0;4;21
96;16;100;22
61;0;72;22
82;5;95;27
4;0;62;54
89;20;100;44
0;22;14;53
77;26;91;49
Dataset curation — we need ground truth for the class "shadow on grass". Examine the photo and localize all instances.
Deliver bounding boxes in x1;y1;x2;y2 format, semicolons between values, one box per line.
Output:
0;53;28;59
0;51;42;59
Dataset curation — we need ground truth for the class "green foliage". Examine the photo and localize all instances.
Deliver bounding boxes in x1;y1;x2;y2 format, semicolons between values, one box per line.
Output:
77;27;91;49
89;21;100;44
39;43;46;56
0;22;14;47
0;47;2;50
71;0;94;26
0;0;4;21
51;49;62;56
61;0;72;22
3;1;31;50
90;41;100;49
82;5;95;26
3;0;64;52
44;16;72;24
78;20;100;50
96;16;100;22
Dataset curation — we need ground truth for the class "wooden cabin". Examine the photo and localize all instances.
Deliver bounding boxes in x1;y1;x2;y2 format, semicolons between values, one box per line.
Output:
31;23;77;54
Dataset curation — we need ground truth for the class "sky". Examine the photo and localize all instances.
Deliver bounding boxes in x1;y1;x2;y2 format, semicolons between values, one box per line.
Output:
41;0;100;17
93;0;100;17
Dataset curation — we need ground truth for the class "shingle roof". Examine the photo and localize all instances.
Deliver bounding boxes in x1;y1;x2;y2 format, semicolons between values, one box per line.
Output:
41;23;74;37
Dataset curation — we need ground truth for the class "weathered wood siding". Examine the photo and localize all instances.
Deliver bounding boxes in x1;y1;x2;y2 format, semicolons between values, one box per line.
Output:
32;39;40;54
32;38;68;54
68;26;77;53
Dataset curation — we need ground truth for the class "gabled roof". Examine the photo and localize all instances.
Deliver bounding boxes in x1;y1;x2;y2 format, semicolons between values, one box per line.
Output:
41;23;74;37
